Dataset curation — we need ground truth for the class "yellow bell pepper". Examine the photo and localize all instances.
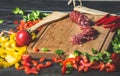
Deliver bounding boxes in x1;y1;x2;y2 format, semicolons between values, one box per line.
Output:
0;33;27;68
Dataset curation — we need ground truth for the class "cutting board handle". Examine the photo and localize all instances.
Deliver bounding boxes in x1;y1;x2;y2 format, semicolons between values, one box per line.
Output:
28;11;68;32
74;6;116;16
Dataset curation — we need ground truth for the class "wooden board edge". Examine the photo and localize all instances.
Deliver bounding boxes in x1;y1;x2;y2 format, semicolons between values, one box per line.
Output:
100;30;115;53
27;25;48;52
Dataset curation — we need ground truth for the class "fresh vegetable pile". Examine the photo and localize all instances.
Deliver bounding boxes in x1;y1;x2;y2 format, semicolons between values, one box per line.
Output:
12;7;48;31
0;7;120;75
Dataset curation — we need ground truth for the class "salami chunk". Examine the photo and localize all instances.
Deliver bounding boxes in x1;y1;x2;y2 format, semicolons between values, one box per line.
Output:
69;10;90;27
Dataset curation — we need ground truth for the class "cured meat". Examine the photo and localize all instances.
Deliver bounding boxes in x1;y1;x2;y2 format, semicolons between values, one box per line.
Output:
69;10;90;28
71;27;98;44
69;11;99;44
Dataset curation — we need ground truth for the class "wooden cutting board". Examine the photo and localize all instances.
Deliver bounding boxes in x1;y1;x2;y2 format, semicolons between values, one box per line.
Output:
27;13;115;59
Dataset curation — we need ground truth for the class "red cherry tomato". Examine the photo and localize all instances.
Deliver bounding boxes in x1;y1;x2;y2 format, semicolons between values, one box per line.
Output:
16;29;32;47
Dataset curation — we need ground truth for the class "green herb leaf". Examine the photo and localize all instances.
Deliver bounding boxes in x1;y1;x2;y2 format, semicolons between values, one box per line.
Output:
92;48;98;54
73;50;80;56
12;7;24;15
89;56;99;62
40;48;49;52
55;50;64;55
12;7;49;22
0;20;4;24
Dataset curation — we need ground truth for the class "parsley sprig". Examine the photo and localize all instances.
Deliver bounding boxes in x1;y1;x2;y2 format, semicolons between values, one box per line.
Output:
112;29;120;53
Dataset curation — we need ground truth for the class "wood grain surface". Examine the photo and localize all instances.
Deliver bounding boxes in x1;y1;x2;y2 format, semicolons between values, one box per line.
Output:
27;14;115;59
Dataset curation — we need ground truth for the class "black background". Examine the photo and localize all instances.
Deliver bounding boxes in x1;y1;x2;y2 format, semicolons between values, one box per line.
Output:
0;0;120;76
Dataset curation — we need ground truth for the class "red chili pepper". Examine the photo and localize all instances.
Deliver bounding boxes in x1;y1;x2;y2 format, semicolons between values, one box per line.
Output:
105;62;116;72
90;61;100;69
16;66;25;70
24;67;38;74
31;60;38;66
24;67;31;74
62;58;76;66
13;20;19;25
61;65;67;74
37;61;52;69
21;61;31;67
90;61;105;71
80;60;93;67
83;67;89;72
99;62;105;71
81;55;89;63
29;67;39;74
44;61;52;68
75;56;81;62
111;27;118;32
95;14;110;26
111;52;120;66
78;65;84;72
72;63;78;69
36;63;44;70
103;24;117;28
103;16;120;25
103;23;120;32
52;57;63;63
21;54;31;63
33;48;39;52
39;58;45;63
52;57;57;62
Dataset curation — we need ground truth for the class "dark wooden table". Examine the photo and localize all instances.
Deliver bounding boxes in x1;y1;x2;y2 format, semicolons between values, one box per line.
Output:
0;0;120;76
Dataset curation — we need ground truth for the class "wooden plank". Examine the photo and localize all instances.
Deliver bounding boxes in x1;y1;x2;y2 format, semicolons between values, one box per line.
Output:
27;14;115;59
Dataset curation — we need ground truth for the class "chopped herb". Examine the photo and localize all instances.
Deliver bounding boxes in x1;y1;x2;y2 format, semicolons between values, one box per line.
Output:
40;48;49;52
88;56;99;62
55;50;64;55
92;48;98;54
104;51;111;57
12;7;24;15
0;20;4;24
12;7;49;22
73;50;80;56
65;70;71;74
